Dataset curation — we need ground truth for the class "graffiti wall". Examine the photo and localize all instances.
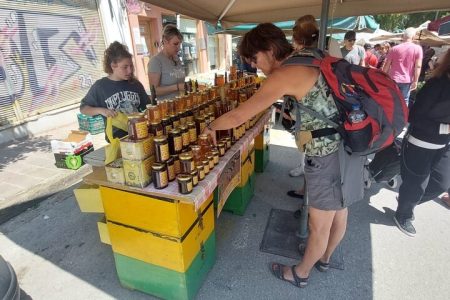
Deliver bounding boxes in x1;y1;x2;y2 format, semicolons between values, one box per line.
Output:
0;1;106;126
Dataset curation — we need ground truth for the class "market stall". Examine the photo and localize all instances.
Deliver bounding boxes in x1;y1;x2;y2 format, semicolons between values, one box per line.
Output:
74;72;271;299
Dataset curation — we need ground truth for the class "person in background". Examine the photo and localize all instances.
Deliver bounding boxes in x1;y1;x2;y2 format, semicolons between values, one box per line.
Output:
393;49;450;237
340;30;365;66
364;43;378;68
148;24;185;100
419;45;436;82
80;41;149;141
204;23;357;288
377;42;391;69
373;44;382;59
382;28;422;107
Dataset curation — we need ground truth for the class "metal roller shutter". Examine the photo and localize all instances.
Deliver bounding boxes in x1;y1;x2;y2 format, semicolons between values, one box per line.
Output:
0;0;107;127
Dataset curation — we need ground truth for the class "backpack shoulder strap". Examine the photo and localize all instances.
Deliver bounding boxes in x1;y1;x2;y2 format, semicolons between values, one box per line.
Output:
282;48;325;68
295;102;339;129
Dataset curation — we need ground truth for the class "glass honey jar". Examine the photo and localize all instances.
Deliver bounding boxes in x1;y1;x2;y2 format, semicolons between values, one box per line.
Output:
149;121;163;137
217;142;226;156
158;100;168;119
168;128;182;155
146;104;160;124
211;149;220;165
196;165;205;181
166;157;176;182
190;169;199;187
206;153;214;170
161;117;173;136
195;116;206;136
127;113;148;140
180;125;190;149
171;154;181;175
177;174;193;194
154;136;170;163
198;134;212;157
202;160;210;175
170;114;180;129
152;163;168;189
179;153;195;173
187;121;197;144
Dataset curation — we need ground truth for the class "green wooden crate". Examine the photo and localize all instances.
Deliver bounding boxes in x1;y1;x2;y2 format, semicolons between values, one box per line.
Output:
255;147;269;173
113;231;216;300
222;172;255;215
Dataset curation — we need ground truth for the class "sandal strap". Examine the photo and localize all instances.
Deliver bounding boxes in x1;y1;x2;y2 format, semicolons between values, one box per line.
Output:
291;266;308;287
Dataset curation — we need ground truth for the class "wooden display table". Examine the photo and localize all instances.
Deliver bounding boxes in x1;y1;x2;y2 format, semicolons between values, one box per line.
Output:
74;111;271;300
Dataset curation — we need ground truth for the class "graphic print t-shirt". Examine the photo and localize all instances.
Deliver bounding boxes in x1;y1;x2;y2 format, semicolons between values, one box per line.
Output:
80;77;149;139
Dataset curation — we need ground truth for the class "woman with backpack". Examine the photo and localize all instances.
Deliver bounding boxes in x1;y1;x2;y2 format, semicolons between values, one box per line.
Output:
203;23;357;288
394;49;450;237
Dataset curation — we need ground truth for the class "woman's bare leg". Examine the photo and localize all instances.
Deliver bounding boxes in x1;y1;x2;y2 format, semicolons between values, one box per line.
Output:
320;208;348;263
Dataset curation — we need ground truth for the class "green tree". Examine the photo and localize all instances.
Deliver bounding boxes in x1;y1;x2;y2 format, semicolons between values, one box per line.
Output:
375;11;450;32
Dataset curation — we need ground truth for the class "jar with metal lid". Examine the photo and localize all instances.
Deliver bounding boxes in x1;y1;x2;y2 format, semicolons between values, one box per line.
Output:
179;125;190;149
166;157;176;182
195;116;206;136
170;114;180;129
179;153;195;173
206;153;214;170
217;142;226;156
177;174;193;194
179;111;187;126
167;99;175;116
190;145;203;166
224;137;232;149
171;154;181;175
146;104;160;123
161;117;173;136
190;169;198;186
149;121;163;137
168;128;182;155
187;121;197;144
202;160;210;175
158;100;168;119
127;113;148;140
198;134;212;157
186;110;194;123
208;112;215;122
154;136;170;162
196;165;205;181
152;163;168;189
175;96;183;114
211;149;220;165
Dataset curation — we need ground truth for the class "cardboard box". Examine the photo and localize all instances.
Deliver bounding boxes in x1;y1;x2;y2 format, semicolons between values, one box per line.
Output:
105;159;125;185
51;130;94;170
123;156;154;188
120;136;154;160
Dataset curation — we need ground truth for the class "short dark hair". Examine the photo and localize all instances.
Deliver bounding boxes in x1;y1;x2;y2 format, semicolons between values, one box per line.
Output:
344;30;356;40
238;23;293;62
364;43;372;50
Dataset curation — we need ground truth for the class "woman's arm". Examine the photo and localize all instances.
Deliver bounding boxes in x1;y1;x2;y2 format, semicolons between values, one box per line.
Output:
205;66;318;143
148;72;183;96
80;105;117;118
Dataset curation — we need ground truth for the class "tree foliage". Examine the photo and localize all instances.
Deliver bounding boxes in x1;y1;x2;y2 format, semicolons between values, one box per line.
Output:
374;11;450;32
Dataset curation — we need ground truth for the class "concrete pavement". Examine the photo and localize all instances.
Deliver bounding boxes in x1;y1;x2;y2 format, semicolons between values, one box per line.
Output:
0;120;449;299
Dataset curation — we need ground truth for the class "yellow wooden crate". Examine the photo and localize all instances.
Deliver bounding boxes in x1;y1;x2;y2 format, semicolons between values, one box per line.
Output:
108;201;214;273
74;184;104;213
255;124;270;150
239;150;255;188
100;186;212;238
240;138;254;162
97;217;111;245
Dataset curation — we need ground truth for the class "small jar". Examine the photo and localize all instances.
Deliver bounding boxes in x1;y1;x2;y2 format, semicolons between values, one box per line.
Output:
180;125;190;148
177;174;193;194
168;128;182;155
146;104;160;123
167;99;175;116
211;149;220;165
161;117;173;136
217;142;226;156
152;163;168;189
206;153;214;170
187;121;197;144
198;134;212;156
224;137;232;150
208;112;215;122
202;160;210;175
196;165;205;181
171;114;180;129
172;154;181;175
179;111;187;126
186;110;194;123
159;100;168;119
190;145;203;166
166;157;176;182
127;113;148;140
190;169;199;186
195;116;206;136
154;136;170;163
179;153;195;173
149;121;163;137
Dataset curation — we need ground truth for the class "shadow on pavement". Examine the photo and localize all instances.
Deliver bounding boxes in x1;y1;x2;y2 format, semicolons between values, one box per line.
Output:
0;136;52;170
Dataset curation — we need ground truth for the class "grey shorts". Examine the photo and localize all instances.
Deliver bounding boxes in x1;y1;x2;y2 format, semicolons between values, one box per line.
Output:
304;151;344;211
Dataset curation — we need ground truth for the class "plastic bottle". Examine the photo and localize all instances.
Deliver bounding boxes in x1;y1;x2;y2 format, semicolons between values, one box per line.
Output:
348;104;366;124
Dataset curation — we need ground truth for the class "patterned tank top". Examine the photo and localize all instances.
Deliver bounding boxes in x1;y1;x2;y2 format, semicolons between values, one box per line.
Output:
297;74;341;157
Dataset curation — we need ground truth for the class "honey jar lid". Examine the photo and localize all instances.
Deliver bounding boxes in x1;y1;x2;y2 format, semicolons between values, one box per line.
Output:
196;165;204;170
179;153;193;160
152;163;166;170
171;154;179;159
196;116;205;121
198;134;209;140
177;174;192;181
179;125;187;130
146;104;157;108
190;169;198;175
162;117;170;121
170;128;180;135
170;114;176;118
154;136;167;142
187;121;195;126
127;112;145;119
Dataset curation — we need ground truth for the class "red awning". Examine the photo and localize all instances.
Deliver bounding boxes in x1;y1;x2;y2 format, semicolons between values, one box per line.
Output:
428;15;450;32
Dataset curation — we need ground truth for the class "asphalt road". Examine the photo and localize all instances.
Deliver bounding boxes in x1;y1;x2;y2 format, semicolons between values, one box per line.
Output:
1;128;449;300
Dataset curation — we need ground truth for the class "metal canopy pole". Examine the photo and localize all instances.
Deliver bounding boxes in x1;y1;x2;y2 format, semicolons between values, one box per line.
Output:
318;0;331;50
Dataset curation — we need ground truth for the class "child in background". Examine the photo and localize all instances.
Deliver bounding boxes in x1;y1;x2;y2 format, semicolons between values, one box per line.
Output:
80;41;149;140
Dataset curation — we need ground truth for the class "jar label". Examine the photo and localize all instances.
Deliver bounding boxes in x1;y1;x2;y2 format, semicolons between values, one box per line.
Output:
213;155;219;164
174;160;181;174
187;181;193;192
182;132;190;146
156;129;163;137
135;121;148;139
168;164;175;181
174;136;182;151
161;143;170;161
199;170;205;179
189;128;197;143
173;120;180;128
192;175;198;186
160;170;168;186
200;122;206;133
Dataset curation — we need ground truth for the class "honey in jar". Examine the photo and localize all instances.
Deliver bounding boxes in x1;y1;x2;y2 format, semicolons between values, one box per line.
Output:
190;169;199;186
146;104;160;123
159;100;168;119
161;117;173;136
149;121;163;137
180;125;190;149
177;174;193;194
187;121;197;144
152;163;168;189
179;153;195;173
198;134;212;156
171;114;180;129
127;113;148;140
206;153;214;170
211;149;220;165
202;160;210;175
166;157;176;182
196;165;205;181
168;128;182;155
190;145;203;166
172;154;181;175
154;136;170;163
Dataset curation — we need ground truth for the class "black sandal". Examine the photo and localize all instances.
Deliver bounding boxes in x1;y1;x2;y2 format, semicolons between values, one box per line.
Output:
314;260;330;272
270;262;308;288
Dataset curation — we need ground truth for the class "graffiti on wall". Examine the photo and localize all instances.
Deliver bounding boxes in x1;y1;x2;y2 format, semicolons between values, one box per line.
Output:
0;7;101;112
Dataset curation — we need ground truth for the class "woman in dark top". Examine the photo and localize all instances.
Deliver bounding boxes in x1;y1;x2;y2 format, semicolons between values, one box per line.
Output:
394;49;450;237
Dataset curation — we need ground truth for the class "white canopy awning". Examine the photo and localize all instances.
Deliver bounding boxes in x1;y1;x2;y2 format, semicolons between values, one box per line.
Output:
142;0;450;29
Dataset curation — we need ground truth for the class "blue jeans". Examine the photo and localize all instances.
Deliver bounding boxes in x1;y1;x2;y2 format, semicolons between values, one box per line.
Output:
396;82;411;107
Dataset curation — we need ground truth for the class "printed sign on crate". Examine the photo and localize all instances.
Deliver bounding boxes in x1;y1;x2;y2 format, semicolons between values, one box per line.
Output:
216;150;241;217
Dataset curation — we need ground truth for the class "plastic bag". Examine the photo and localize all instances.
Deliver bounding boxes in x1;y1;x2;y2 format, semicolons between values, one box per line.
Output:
104;112;128;165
